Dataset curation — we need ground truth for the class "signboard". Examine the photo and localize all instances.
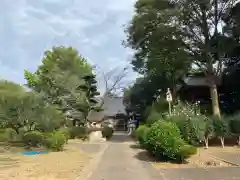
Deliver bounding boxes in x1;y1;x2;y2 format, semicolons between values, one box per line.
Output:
166;88;172;102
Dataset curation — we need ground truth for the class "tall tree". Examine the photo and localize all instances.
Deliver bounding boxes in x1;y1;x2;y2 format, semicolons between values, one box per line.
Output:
125;0;238;117
221;2;240;113
78;74;101;119
24;46;97;125
123;73;170;119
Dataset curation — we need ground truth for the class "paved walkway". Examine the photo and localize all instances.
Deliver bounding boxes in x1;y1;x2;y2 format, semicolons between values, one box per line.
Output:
87;132;161;180
86;132;240;180
213;151;240;166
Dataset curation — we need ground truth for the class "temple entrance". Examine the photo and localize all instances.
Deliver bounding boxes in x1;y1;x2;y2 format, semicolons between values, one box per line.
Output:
112;113;128;132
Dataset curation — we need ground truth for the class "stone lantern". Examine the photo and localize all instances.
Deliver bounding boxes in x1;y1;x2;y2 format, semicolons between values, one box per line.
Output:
87;110;106;142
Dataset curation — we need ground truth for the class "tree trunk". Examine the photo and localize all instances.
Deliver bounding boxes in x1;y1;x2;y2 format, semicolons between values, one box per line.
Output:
238;136;240;146
220;137;225;148
204;137;209;149
209;82;221;117
172;85;177;102
73;120;76;127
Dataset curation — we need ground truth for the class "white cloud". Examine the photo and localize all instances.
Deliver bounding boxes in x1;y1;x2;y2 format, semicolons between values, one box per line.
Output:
0;0;137;89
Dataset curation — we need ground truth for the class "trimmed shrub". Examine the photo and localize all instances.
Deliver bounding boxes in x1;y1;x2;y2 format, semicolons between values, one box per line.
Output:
0;129;7;142
145;121;197;162
69;126;87;140
44;131;67;151
135;125;150;148
102;127;114;140
23;131;44;147
179;143;197;161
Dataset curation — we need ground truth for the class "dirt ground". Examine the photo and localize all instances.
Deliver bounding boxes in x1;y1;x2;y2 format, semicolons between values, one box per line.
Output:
152;147;237;169
0;145;92;180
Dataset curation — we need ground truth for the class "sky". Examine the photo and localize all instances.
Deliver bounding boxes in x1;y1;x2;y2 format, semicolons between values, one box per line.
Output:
0;0;137;93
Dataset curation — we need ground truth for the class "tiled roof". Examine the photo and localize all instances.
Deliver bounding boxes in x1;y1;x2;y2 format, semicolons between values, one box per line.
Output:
87;110;105;122
102;96;126;116
87;95;126;122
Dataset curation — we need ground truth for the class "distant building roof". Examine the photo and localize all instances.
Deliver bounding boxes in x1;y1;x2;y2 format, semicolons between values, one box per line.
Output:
87;110;105;123
88;95;126;122
103;96;126;116
183;74;222;86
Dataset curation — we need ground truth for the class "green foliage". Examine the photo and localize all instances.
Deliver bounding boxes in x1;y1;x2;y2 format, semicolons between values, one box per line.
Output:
24;46;98;125
102;127;114;140
58;127;70;140
167;102;207;145
23;131;44;147
0;129;8;142
178;144;198;161
204;118;215;139
0;88;64;134
212;116;230;138
145;121;197;162
135;125;149;148
69;126;87;140
172;102;201;117
3;128;24;142
146;110;162;126
167;115;194;145
44;131;67;151
35;104;65;133
125;0;240;117
228;113;240;134
123;74;172;120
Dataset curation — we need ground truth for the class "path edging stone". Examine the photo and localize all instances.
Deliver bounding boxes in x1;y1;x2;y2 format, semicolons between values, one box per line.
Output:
209;154;240;167
76;143;109;180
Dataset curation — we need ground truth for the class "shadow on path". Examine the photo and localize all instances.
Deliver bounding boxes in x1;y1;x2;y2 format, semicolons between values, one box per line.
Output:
108;132;134;143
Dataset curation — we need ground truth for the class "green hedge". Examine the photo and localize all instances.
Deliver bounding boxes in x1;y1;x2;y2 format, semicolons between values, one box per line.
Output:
44;131;67;151
23;131;44;147
135;125;149;148
145;121;197;162
102;127;114;140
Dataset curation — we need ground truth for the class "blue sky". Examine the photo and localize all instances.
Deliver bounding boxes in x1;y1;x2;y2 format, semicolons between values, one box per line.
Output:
0;0;137;92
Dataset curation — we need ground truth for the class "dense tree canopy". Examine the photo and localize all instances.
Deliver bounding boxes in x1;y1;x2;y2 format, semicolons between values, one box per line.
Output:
24;46;100;125
125;0;239;117
221;2;240;113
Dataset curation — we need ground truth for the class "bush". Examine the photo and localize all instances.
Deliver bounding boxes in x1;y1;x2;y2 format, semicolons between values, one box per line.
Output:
179;144;197;161
102;127;114;140
23;131;44;147
145;121;197;162
228;113;240;134
44;131;67;151
3;128;25;142
0;129;7;142
69;126;87;140
146;111;162;126
167;114;206;145
212;116;230;148
135;125;149;148
57;128;71;143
